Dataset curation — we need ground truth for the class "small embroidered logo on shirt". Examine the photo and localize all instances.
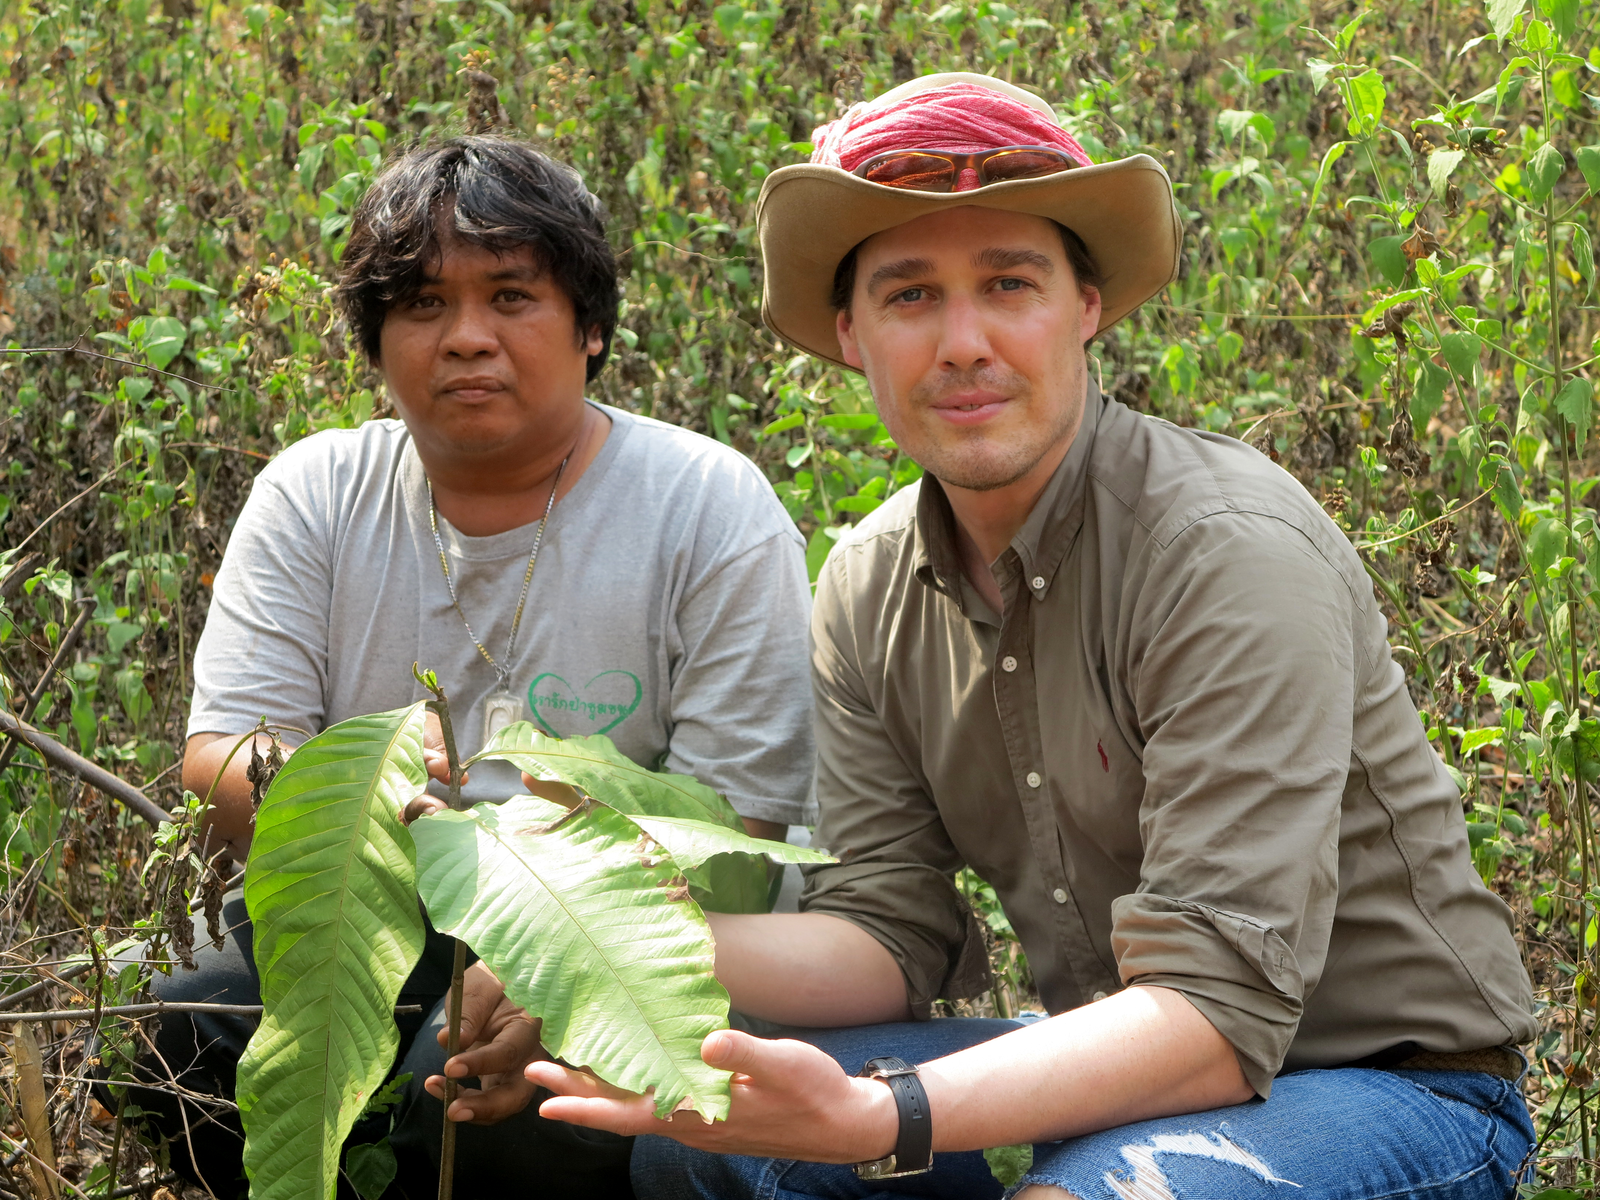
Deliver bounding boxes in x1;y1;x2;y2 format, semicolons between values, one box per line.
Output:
1097;740;1110;772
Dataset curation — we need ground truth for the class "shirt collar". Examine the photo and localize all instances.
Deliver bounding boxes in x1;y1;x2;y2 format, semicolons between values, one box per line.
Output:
913;378;1106;605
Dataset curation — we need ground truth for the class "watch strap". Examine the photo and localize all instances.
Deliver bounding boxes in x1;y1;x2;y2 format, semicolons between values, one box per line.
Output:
852;1056;933;1178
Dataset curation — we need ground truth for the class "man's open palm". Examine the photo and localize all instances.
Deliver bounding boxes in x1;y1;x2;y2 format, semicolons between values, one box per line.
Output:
526;1030;893;1163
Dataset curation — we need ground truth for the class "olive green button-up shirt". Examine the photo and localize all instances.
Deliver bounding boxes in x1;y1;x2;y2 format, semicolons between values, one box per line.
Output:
800;387;1536;1096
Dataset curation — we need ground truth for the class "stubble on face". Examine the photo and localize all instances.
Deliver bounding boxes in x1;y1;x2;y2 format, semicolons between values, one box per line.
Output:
900;357;1084;492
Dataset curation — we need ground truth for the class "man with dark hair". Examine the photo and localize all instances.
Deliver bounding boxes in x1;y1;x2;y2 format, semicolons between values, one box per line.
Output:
143;136;813;1198
501;74;1537;1200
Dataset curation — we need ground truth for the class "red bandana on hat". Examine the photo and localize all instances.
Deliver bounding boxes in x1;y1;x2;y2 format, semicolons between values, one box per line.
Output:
810;82;1092;191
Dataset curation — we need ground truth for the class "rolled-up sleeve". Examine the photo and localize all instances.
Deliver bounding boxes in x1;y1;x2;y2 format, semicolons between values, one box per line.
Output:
799;545;992;1016
1114;512;1360;1096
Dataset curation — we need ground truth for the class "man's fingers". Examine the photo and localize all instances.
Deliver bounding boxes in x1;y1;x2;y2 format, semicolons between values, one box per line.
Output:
701;1030;826;1083
422;751;467;786
445;1022;544;1080
536;1094;659;1137
519;774;584;809
528;1066;667;1137
403;795;447;825
525;1060;628;1100
439;963;511;1048
423;1073;538;1127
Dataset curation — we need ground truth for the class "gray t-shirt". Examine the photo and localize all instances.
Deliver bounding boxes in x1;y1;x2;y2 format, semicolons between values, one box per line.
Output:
189;403;813;824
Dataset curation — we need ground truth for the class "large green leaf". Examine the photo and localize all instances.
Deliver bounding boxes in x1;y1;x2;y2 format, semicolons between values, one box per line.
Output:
625;811;834;870
238;704;429;1200
627;812;837;917
471;723;739;829
413;796;733;1119
470;723;775;912
139;315;187;370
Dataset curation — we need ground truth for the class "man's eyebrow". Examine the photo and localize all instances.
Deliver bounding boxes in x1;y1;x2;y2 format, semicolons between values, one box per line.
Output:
414;263;545;285
486;264;544;281
973;247;1055;274
865;257;938;295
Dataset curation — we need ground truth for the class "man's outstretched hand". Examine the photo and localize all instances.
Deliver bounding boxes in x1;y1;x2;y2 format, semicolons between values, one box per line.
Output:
525;1029;898;1163
423;961;548;1125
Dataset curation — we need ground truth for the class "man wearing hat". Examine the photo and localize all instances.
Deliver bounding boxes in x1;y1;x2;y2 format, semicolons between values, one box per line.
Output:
459;74;1538;1197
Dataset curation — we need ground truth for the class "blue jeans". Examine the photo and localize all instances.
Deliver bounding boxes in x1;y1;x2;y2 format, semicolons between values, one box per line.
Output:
630;1019;1534;1200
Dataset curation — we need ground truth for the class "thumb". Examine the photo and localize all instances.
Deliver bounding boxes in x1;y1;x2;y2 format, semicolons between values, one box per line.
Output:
439;989;490;1050
700;1028;769;1074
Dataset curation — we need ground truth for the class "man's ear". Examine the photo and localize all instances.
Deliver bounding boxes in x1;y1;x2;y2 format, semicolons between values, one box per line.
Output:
583;324;604;356
1079;286;1103;344
836;310;865;370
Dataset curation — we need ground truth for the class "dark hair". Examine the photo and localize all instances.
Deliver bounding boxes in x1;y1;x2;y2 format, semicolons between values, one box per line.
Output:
335;136;619;382
828;220;1103;313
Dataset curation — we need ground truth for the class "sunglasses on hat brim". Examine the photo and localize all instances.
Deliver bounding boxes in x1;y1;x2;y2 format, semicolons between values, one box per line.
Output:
851;145;1083;192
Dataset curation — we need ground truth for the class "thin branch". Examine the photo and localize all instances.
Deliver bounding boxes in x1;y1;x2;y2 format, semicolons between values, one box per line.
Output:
1350;488;1491;551
0;598;96;775
7;469;119;556
0;554;43;602
0;710;171;827
1;1001;424;1022
0;345;225;390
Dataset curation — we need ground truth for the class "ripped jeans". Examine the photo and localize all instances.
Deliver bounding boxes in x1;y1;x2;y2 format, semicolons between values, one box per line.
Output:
629;1019;1534;1200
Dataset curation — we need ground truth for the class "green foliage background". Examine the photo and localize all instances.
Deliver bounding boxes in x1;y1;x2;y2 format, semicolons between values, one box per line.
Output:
0;0;1598;1189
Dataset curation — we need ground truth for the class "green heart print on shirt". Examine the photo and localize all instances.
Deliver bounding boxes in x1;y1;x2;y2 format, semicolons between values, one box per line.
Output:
527;670;643;736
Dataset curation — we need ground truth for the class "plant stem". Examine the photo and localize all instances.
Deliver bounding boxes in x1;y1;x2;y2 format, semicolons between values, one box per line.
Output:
438;939;468;1200
416;671;469;1199
418;672;464;811
102;1093;126;1198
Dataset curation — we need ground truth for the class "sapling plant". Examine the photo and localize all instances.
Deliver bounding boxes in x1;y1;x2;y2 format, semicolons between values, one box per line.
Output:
233;677;830;1200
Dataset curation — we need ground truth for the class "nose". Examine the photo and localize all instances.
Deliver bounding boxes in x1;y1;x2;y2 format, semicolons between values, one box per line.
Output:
438;301;499;358
935;291;994;371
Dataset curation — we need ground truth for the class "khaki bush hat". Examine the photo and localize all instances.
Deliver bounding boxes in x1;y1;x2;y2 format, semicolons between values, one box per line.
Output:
756;72;1183;370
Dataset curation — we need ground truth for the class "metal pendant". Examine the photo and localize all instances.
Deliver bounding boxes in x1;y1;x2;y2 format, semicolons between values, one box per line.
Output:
482;688;521;746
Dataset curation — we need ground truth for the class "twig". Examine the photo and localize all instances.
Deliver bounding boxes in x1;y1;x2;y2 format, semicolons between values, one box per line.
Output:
7;469;119;556
129;1024;216;1196
161;441;272;461
104;1091;128;1199
12;1023;59;1199
1350;488;1491;552
0;1141;85;1200
616;239;758;265
0;597;96;775
414;666;466;1200
0;1001;424;1022
105;1173;179;1199
0;877;246;1013
439;940;467;1200
0;710;170;827
0;553;43;602
0;345;225;390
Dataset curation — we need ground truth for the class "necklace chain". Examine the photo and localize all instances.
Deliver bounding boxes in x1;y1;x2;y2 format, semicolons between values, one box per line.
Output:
427;456;568;691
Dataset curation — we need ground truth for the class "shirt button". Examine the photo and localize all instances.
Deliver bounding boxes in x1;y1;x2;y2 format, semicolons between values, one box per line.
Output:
1052;888;1068;904
1025;771;1042;788
1092;991;1108;1002
1031;576;1046;590
1000;655;1018;673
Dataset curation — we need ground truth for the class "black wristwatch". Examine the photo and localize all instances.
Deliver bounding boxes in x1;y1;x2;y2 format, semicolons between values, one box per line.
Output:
852;1056;934;1179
